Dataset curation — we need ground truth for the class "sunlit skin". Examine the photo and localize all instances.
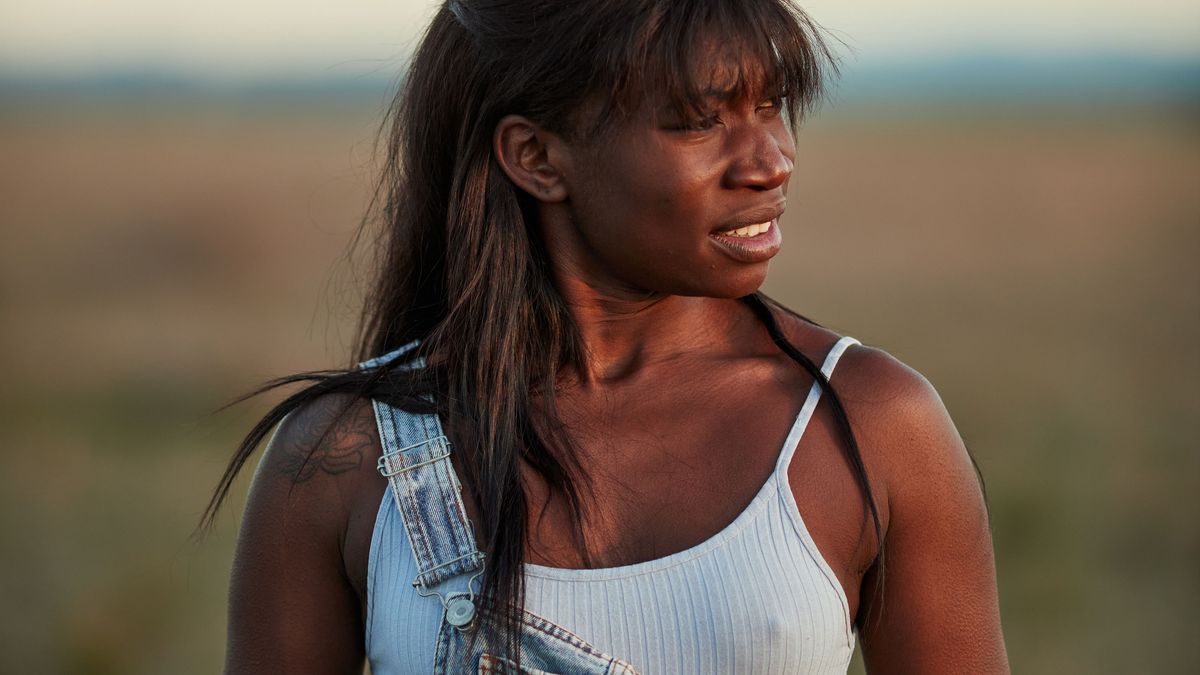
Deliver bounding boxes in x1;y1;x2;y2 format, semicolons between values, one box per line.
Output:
542;91;791;302
225;49;1009;675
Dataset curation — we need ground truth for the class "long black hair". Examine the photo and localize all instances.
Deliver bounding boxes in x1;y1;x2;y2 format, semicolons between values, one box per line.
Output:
202;0;883;664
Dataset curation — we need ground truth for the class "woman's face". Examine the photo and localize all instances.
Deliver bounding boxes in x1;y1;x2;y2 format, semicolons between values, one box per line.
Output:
548;57;795;301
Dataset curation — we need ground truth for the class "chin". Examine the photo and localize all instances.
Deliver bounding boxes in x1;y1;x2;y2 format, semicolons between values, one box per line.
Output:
673;267;769;300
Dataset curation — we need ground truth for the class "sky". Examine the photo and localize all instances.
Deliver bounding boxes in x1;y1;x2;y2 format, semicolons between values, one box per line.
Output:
2;0;1198;78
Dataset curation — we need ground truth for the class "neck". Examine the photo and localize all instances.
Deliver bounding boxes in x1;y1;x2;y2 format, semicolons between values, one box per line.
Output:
554;276;746;385
536;205;760;385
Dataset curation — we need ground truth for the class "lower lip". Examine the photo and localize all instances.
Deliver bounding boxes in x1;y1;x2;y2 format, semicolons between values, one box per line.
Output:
708;219;782;263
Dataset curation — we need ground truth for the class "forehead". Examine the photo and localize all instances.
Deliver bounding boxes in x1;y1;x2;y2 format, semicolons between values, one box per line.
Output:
687;39;775;100
640;33;780;114
572;38;777;136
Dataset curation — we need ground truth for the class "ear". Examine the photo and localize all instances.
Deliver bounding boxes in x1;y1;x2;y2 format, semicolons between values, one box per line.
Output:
493;115;569;203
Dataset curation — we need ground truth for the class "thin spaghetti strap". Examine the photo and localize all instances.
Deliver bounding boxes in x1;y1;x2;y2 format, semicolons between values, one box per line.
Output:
774;336;862;475
820;336;861;379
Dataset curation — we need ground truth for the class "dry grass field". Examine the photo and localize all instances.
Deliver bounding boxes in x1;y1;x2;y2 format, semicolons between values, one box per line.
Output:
1;94;1196;674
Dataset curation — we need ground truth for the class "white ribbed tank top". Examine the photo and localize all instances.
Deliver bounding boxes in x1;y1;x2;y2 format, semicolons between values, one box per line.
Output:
366;336;859;674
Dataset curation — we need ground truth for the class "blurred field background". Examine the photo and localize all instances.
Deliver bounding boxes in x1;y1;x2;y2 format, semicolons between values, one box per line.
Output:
2;2;1199;673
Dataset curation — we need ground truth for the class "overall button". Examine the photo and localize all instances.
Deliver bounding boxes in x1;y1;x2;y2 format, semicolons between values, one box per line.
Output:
446;596;476;629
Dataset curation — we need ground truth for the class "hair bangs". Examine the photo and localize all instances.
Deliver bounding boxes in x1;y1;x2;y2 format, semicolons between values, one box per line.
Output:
594;0;836;132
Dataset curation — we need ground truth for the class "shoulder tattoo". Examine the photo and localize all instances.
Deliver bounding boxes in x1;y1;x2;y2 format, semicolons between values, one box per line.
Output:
278;397;376;483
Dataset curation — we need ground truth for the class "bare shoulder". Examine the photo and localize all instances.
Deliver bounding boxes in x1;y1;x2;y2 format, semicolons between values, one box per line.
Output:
832;342;983;528
834;342;958;448
775;314;1007;671
773;310;981;526
269;393;381;485
771;309;945;426
835;348;1006;671
228;395;384;673
246;393;383;542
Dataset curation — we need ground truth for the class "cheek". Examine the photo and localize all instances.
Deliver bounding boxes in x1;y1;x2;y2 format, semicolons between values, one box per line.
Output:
561;139;761;296
610;154;718;232
586;172;706;261
578;150;699;239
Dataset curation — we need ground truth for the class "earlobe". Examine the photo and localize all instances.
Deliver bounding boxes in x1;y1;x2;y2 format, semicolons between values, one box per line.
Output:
493;114;569;203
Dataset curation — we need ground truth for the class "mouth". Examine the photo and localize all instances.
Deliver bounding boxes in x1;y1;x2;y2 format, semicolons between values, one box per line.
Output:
716;220;774;238
708;217;782;264
712;202;786;234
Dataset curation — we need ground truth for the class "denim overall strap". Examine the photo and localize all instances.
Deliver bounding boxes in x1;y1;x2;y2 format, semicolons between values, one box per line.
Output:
368;348;484;592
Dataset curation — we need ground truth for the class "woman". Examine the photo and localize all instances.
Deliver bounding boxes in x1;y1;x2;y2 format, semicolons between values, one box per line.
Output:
205;0;1009;673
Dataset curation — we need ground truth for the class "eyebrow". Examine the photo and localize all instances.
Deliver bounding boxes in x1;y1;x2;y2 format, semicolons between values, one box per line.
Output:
701;76;778;102
702;86;735;98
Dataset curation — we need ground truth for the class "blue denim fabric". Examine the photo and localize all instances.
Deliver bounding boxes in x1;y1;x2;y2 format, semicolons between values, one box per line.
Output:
433;591;641;674
369;344;641;674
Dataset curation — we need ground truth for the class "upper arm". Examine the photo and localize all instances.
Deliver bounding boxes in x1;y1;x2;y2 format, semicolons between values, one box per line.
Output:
847;349;1009;674
225;395;378;675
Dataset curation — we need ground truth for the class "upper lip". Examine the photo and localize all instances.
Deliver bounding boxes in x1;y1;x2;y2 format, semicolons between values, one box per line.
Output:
712;201;786;233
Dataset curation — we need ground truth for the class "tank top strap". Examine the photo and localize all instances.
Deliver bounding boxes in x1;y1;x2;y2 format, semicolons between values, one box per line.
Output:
774;335;862;475
367;345;484;591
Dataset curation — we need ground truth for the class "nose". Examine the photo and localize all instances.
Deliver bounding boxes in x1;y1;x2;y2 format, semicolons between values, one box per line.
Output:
722;122;794;192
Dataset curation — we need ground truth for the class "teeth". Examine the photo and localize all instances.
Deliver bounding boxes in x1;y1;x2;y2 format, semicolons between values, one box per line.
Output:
724;221;771;238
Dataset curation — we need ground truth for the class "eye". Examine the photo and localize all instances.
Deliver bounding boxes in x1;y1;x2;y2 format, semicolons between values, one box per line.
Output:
756;96;784;117
669;111;721;133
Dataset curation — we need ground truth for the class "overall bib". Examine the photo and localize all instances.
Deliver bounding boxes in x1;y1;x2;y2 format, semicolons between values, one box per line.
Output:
371;361;642;674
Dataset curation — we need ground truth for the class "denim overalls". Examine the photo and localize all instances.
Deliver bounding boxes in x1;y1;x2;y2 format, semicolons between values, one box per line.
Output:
368;346;642;674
